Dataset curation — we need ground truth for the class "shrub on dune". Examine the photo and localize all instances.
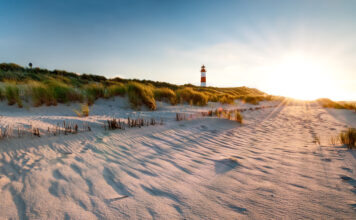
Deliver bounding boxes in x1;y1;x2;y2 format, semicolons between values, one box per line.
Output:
242;96;264;105
234;110;243;124
29;81;55;106
5;84;22;107
74;104;90;117
84;83;105;105
29;80;82;106
339;128;356;149
343;103;356;112
105;83;126;98
207;94;219;102
0;87;4;100
154;87;176;104
48;80;80;103
317;98;344;109
0;63;24;72
316;98;356;111
218;94;235;104
127;82;156;110
176;87;208;106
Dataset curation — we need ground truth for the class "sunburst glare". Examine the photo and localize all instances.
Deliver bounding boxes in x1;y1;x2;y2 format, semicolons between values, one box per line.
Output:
265;51;343;100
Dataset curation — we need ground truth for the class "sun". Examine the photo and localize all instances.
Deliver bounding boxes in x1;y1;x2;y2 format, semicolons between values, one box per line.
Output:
266;52;336;100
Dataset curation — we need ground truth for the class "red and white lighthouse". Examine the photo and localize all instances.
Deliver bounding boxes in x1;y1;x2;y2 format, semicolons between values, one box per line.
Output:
200;65;206;87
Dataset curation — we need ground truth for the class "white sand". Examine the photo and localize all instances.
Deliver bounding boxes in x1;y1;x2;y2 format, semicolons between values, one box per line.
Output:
0;98;355;219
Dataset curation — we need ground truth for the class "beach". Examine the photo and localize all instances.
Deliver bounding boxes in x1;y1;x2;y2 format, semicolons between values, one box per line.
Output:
0;98;355;219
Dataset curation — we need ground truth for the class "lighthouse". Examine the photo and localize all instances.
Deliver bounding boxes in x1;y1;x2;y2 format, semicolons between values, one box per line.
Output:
200;65;206;87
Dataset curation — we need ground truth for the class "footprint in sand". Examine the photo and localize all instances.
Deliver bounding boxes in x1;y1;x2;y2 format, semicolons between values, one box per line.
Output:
341;167;353;173
70;163;83;176
80;146;89;153
106;195;129;203
74;156;84;163
103;167;131;199
60;152;73;159
210;129;218;134
214;158;241;174
340;175;353;181
340;175;356;191
227;204;247;214
321;158;332;162
81;144;104;154
200;125;207;130
48;181;60;197
53;169;67;181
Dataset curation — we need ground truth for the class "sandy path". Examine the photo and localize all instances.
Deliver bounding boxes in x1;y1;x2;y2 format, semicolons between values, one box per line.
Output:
0;105;355;219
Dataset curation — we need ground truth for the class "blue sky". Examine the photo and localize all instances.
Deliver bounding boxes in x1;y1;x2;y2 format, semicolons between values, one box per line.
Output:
1;0;355;100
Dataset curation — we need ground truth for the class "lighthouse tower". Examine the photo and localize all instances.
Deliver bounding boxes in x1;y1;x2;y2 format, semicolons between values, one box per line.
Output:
200;65;206;87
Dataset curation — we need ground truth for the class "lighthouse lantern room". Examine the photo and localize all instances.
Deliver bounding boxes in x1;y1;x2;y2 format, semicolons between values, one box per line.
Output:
200;65;206;87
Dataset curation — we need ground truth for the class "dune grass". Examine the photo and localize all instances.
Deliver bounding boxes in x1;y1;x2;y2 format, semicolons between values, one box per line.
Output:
105;83;126;98
28;80;83;106
0;87;4;101
339;128;356;149
238;95;266;105
176;87;208;106
153;87;176;104
84;83;105;105
127;82;156;110
329;128;356;149
4;83;22;107
29;81;56;106
317;98;356;111
234;110;243;123
205;94;235;104
0;62;276;110
49;80;82;103
74;104;90;117
85;83;126;104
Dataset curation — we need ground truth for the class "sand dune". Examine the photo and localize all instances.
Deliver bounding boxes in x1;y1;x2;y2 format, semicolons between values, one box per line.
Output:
0;99;355;219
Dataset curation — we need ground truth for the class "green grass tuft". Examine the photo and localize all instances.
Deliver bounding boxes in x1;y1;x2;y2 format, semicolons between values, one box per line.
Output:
217;94;235;104
234;110;243;123
74;104;90;117
29;81;56;106
176;87;208;106
317;98;356;111
28;80;82;106
84;83;105;105
154;87;177;104
0;87;4;100
127;82;156;110
105;83;126;98
339;128;356;149
5;84;22;107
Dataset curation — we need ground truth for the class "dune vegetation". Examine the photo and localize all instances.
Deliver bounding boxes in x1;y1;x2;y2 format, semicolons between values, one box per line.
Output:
329;128;356;149
74;104;90;117
176;87;208;106
127;82;156;110
317;98;356;111
339;128;356;149
0;63;279;110
153;87;177;105
4;83;23;107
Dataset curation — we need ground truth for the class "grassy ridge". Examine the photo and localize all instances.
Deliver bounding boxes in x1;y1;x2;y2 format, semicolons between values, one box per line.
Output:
0;63;276;109
317;98;356;111
127;82;156;110
153;87;176;105
340;128;356;149
176;87;208;106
